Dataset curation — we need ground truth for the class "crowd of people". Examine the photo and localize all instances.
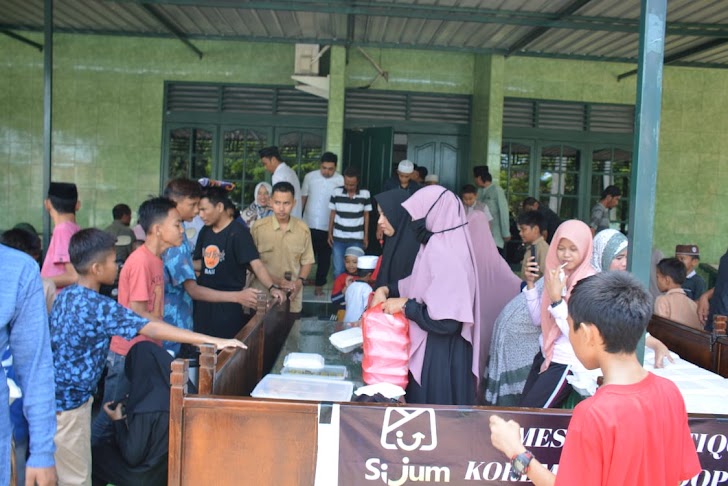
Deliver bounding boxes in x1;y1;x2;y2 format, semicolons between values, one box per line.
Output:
0;146;719;485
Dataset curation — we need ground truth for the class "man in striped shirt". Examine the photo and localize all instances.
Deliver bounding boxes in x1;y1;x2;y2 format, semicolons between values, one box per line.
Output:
327;166;372;278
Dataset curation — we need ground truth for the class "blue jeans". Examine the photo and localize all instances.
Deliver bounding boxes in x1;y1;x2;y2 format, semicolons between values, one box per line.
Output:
332;240;363;279
91;351;128;446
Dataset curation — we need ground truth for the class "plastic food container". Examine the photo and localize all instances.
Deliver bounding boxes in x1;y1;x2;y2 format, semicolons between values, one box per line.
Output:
281;365;348;380
251;374;354;402
329;327;363;353
282;352;325;371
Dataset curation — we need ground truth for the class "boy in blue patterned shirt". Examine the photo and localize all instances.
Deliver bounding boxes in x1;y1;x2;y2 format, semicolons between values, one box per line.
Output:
50;228;245;486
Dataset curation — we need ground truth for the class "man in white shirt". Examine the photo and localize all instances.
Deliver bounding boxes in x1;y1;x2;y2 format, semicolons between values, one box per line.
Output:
301;152;344;296
259;146;302;219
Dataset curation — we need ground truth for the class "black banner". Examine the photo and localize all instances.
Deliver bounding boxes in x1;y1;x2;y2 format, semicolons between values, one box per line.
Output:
338;405;728;485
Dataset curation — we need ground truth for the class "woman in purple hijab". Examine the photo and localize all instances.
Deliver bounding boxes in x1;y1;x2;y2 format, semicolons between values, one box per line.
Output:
373;186;481;405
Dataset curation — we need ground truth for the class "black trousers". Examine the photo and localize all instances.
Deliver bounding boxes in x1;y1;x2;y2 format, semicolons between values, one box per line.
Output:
311;229;332;287
519;352;573;409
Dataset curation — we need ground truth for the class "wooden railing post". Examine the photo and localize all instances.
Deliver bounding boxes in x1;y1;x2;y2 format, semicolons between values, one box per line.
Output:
168;359;188;486
198;343;217;396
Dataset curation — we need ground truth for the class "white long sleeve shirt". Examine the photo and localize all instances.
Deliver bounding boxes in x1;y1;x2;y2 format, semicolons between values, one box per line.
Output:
523;286;586;372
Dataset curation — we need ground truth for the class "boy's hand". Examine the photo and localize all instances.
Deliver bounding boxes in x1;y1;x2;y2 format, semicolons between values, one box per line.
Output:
697;294;710;324
289;279;304;299
25;466;57;486
652;345;675;369
270;287;287;304
236;288;262;308
212;338;247;351
103;401;126;421
279;279;296;294
545;267;566;303
327;232;334;247
489;415;526;459
646;335;675;368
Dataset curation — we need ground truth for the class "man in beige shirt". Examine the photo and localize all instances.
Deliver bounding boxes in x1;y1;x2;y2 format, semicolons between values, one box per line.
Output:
251;181;315;314
655;258;703;330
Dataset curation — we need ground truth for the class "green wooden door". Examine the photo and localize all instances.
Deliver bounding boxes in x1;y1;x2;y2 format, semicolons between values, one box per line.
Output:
344;127;393;196
407;134;464;191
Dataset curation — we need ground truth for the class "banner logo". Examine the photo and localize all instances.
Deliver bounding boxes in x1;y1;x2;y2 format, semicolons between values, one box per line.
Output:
380;408;438;452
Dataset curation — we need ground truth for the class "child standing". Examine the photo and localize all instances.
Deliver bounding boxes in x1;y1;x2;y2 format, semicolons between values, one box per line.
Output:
331;246;365;310
460;184;493;221
517;210;549;280
41;182;81;290
490;272;700;485
92;197;182;445
655;257;703;330
50;228;244;486
675;244;706;301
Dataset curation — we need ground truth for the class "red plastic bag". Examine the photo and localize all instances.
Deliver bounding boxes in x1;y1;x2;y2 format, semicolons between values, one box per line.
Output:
361;303;410;389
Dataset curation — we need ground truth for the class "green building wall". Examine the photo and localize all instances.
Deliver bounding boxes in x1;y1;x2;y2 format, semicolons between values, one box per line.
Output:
1;34;295;230
2;34;728;262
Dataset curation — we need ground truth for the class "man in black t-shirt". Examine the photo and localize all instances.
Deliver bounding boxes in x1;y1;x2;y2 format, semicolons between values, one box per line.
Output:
193;187;286;338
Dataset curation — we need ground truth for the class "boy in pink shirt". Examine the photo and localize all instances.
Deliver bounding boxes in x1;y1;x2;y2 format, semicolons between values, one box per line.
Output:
41;182;81;290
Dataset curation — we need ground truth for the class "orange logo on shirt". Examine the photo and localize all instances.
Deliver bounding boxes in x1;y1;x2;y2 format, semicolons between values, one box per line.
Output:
203;245;224;269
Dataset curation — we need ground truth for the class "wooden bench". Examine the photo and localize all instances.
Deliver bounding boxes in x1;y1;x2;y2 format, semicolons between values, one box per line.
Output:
714;335;728;377
647;314;715;371
197;296;293;397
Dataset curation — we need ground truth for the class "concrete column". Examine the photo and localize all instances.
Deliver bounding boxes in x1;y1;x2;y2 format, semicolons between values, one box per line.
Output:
326;45;346;168
470;54;505;182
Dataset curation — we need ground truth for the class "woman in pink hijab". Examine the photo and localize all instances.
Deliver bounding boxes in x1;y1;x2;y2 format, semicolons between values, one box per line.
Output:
373;186;480;405
520;220;596;408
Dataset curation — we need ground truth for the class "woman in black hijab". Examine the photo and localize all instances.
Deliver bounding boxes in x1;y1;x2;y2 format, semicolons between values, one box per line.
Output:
92;342;172;486
374;189;420;290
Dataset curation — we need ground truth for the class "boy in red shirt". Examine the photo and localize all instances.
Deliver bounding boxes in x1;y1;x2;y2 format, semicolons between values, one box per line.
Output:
92;197;184;445
489;271;700;485
331;246;365;309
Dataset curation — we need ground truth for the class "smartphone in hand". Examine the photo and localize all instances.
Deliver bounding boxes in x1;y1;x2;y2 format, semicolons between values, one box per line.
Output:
110;395;128;409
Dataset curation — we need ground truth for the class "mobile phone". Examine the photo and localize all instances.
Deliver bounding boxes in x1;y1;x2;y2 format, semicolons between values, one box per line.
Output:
110;395;128;409
529;245;537;262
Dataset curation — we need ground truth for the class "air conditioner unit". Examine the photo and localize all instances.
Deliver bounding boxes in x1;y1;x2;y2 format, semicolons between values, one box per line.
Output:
294;44;321;75
292;44;330;99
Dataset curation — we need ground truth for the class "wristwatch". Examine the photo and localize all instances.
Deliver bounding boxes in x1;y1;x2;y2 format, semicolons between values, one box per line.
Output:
510;450;534;479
